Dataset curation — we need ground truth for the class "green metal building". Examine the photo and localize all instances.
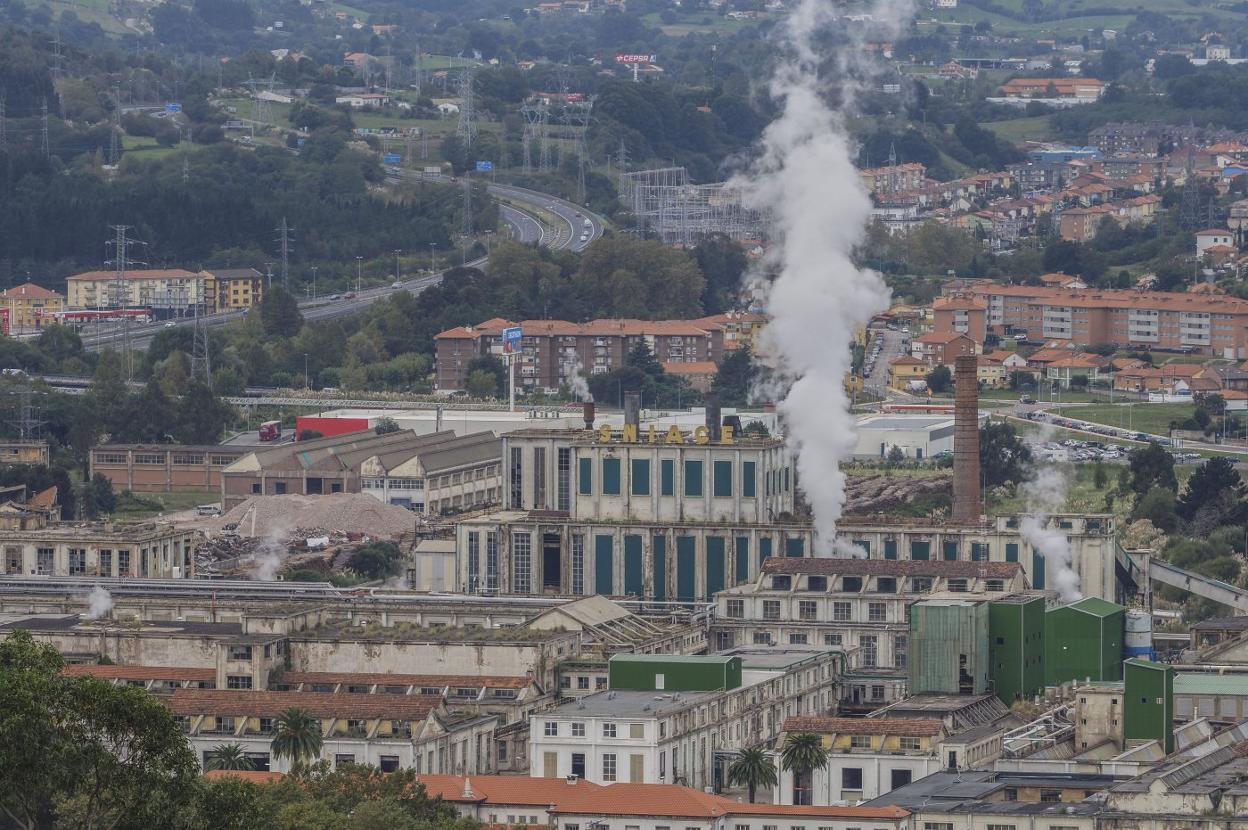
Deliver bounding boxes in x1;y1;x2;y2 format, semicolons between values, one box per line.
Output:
1045;597;1125;686
607;654;742;692
1124;658;1173;753
989;595;1046;705
908;599;990;695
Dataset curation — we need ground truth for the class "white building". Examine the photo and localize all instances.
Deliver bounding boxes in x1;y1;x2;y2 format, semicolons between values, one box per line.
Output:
853;413;961;460
1196;228;1234;257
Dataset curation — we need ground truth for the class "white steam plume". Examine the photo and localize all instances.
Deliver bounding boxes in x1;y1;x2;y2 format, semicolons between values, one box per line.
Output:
566;359;593;402
1020;465;1082;602
737;0;909;553
250;514;294;582
86;585;114;620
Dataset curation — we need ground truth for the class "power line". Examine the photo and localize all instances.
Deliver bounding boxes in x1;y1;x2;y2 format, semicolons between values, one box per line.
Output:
190;290;212;388
275;218;293;290
104;225;148;382
456;70;477;149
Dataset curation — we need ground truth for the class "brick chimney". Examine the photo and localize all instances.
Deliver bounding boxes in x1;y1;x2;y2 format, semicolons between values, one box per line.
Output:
953;354;981;523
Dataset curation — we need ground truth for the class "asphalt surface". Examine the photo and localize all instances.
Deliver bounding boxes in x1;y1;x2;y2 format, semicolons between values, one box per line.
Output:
80;183;606;353
864;327;908;394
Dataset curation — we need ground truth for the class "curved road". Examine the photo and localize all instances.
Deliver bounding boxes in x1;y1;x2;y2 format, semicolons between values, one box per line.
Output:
81;185;605;353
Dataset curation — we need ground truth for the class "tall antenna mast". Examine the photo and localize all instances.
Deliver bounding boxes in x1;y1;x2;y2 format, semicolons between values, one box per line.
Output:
275;218;293;289
190;284;212;388
456;70;477;148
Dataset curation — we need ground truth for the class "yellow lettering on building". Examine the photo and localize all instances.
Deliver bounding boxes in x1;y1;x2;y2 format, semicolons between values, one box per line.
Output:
693;426;710;445
621;424;638;443
598;424;613;443
721;424;735;445
647;425;658;444
665;425;684;444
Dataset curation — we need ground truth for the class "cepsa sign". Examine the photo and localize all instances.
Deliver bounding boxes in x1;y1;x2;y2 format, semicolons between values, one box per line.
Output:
595;423;735;445
615;53;657;65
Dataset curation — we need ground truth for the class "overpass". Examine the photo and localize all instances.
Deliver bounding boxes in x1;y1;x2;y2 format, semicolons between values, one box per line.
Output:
1147;557;1248;613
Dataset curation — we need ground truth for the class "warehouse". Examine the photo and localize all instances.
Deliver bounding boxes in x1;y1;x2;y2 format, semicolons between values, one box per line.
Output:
853;414;959;459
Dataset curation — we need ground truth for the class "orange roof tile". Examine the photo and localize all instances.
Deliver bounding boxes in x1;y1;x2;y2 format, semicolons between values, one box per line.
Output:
2;282;62;299
543;782;909;819
783;715;944;736
932;296;987;311
889;356;924;366
68;268;199;283
661;361;718;375
204;770;284;784
65;664;216;682
280;671;529;689
169;689;442;720
418;775;606;805
915;331;973;344
28;486;57;509
1196;228;1233;236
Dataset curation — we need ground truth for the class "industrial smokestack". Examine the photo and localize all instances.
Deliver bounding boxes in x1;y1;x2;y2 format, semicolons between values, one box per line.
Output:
705;394;722;442
582;401;596;430
953;355;981;523
624;392;641;430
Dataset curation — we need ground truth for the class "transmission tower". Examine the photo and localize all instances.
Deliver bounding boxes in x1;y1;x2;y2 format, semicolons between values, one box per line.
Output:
521;104;542;173
275;218;293;289
538;102;552;172
40;98;49;157
462;177;472;237
190;293;212;388
1179;152;1202;232
247;74;276;126
5;383;45;441
568;101;592;205
104;225;148;382
456;70;477;148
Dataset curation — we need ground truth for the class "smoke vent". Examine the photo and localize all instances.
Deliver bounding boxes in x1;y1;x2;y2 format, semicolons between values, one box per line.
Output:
705;394;722;442
953;354;981;523
582;401;596;430
624;392;641;430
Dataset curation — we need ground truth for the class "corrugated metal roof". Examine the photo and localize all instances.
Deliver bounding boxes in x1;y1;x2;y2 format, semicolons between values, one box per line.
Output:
1174;673;1248;696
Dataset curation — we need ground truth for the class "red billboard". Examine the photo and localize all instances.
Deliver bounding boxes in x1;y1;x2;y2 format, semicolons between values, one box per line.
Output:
615;53;657;64
294;415;370;439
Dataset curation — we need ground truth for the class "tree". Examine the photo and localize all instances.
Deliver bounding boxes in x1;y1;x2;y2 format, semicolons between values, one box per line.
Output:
1133;487;1178;533
175;381;235;444
0;630;199;829
574;238;705;319
743;420;770;438
349;799;420;830
260;286;304;338
980;422;1032;487
887;445;906;465
926;365;952;393
272;707;324;768
1129;443;1177;496
780;732;828;806
466;355;507;397
711;347;755;408
348;542;402;580
692;233;747;314
726;747;778;803
466;369;498;399
1177;456;1246;526
1093;460;1108;490
207;743;255;771
81;473;117;519
374;417;400;435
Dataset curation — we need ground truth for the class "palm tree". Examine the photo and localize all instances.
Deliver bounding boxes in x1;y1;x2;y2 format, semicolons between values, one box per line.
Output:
780;732;828;806
727;747;778;803
271;707;323;769
206;743;254;772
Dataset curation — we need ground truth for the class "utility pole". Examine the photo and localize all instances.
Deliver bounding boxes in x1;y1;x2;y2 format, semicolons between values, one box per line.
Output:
275;218;293;289
356;256;363;292
6;383;45;440
40;98;49;157
310;265;318;300
393;250;401;284
265;262;274;290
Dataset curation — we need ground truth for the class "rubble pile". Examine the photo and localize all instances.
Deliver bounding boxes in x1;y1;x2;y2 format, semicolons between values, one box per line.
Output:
201;494;416;540
844;474;951;514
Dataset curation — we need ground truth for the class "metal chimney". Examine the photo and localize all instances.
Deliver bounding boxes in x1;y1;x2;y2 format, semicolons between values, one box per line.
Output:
582;401;596;430
624;392;641;430
953;354;981;523
705;394;722;442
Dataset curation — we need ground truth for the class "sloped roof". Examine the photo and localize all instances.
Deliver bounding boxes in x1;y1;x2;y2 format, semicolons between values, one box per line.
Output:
64;664;216;682
279;671;528;689
784;715;944;737
1;282;62;299
763;558;1023;579
169;689;442;720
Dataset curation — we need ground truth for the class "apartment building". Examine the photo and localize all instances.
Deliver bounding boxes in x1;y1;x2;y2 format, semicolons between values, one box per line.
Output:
90;444;249;493
0;520;196;578
203;267;265;311
997;78;1104;100
859;162;927;196
1;282;64;331
435;317;728;393
912;331;977;366
66;268;206;312
455;423;798;600
938;282;1248;356
932;296;988;343
711;559;1032;710
528;650;843;791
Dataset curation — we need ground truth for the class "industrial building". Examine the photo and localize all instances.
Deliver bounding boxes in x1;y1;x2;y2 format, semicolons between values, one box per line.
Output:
1;520;195;578
527;650;843;791
908;599;991;695
1045;597;1125;685
90;444;249;493
988;594;1047;705
0;439;51;466
852;412;986;460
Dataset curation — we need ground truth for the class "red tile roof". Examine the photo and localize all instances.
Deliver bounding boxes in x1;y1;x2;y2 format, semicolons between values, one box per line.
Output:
280;671;529;689
204;770;284;784
1;282;62;299
418;774;606;805
762;558;1023;579
783;716;944;737
661;361;718;375
68;268;199;282
889;356;925;366
915;331;973;344
65;664;216;682
169;689;443;720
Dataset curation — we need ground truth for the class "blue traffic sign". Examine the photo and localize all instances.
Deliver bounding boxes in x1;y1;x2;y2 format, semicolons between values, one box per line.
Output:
165;103;182;113
475;160;494;172
384;152;402;164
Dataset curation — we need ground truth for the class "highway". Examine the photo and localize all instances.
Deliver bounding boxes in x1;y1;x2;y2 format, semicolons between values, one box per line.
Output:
79;182;605;353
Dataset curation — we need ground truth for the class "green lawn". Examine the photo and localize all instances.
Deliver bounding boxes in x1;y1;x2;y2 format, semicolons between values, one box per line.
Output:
114;490;219;519
980;115;1054;145
1055;402;1194;436
639;11;757;35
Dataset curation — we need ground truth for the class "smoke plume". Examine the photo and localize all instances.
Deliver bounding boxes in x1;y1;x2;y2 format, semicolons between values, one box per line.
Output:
250;516;293;582
737;0;909;553
86;585;114;620
565;359;593;402
1019;465;1082;602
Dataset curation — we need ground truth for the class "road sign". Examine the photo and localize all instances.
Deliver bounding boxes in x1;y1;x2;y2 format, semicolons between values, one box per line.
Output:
164;103;182;113
475;160;494;172
502;326;522;355
384;152;402;164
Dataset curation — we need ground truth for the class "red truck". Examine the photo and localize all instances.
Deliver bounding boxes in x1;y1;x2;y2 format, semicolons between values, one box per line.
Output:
259;420;282;442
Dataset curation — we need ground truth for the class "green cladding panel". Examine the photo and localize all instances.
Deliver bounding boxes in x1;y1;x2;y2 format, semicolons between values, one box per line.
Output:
652;535;666;601
608;654;742;692
676;536;696;601
660;460;674;496
624;535;643;596
594;535;614;595
602;458;621;495
735;537;750;584
706;537;726;597
1124;659;1174;754
989;596;1047;705
1045;597;1126;685
742;462;756;498
908;600;990;695
631;459;650;496
785;537;805;557
578;458;592;495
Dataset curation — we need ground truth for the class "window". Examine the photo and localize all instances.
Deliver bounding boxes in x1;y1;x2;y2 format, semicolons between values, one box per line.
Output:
4;547;20;574
334;754;355;768
558;448;572;511
842;576;862;592
850;735;871;749
789;633;808;645
684;460;703;496
798;600;817;620
986;824;1016;830
661;459;674;495
861;635;877;668
603;723;617;738
833;602;851;621
743;461;756;497
544;722;558;737
630;723;644;739
763;600;781;620
842;768;863;789
578;457;593;495
226;675;252;689
1039;790;1061;803
871;685;884;701
36;548;53;575
380;756;400;773
510;447;523;508
588;454;620;499
894;635;907;669
868;602;886;622
824;634;842;646
68;549;86;575
631;458;650;495
571;753;586;778
947;579;968;592
753;632;772;645
726;599;744;618
513;532;532;593
924;825;953;830
118;550;131;575
986;579;1004;592
572;722;585;737
572;535;585;595
713;460;733;497
578;677;590;690
229;645;253;661
486;532;500;590
467;532;481;591
899;737;921;751
771;575;791;590
602;753;617;782
533;447;547;508
806;576;827;592
134;453;164;465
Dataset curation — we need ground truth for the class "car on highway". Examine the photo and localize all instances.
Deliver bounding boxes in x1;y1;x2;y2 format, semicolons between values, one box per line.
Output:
391;281;404;289
344;292;356;299
164;322;175;328
1020;395;1035;404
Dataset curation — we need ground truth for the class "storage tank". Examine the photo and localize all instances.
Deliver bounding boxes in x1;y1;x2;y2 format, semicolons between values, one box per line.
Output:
1124;609;1154;660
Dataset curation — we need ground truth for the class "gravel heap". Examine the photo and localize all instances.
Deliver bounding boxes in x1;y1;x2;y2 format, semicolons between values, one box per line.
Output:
845;473;951;514
202;493;415;540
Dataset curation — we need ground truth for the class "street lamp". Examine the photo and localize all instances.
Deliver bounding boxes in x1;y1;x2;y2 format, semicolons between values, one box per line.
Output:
429;243;437;274
393;249;402;285
303;353;309;390
310;266;318;300
356;256;363;293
